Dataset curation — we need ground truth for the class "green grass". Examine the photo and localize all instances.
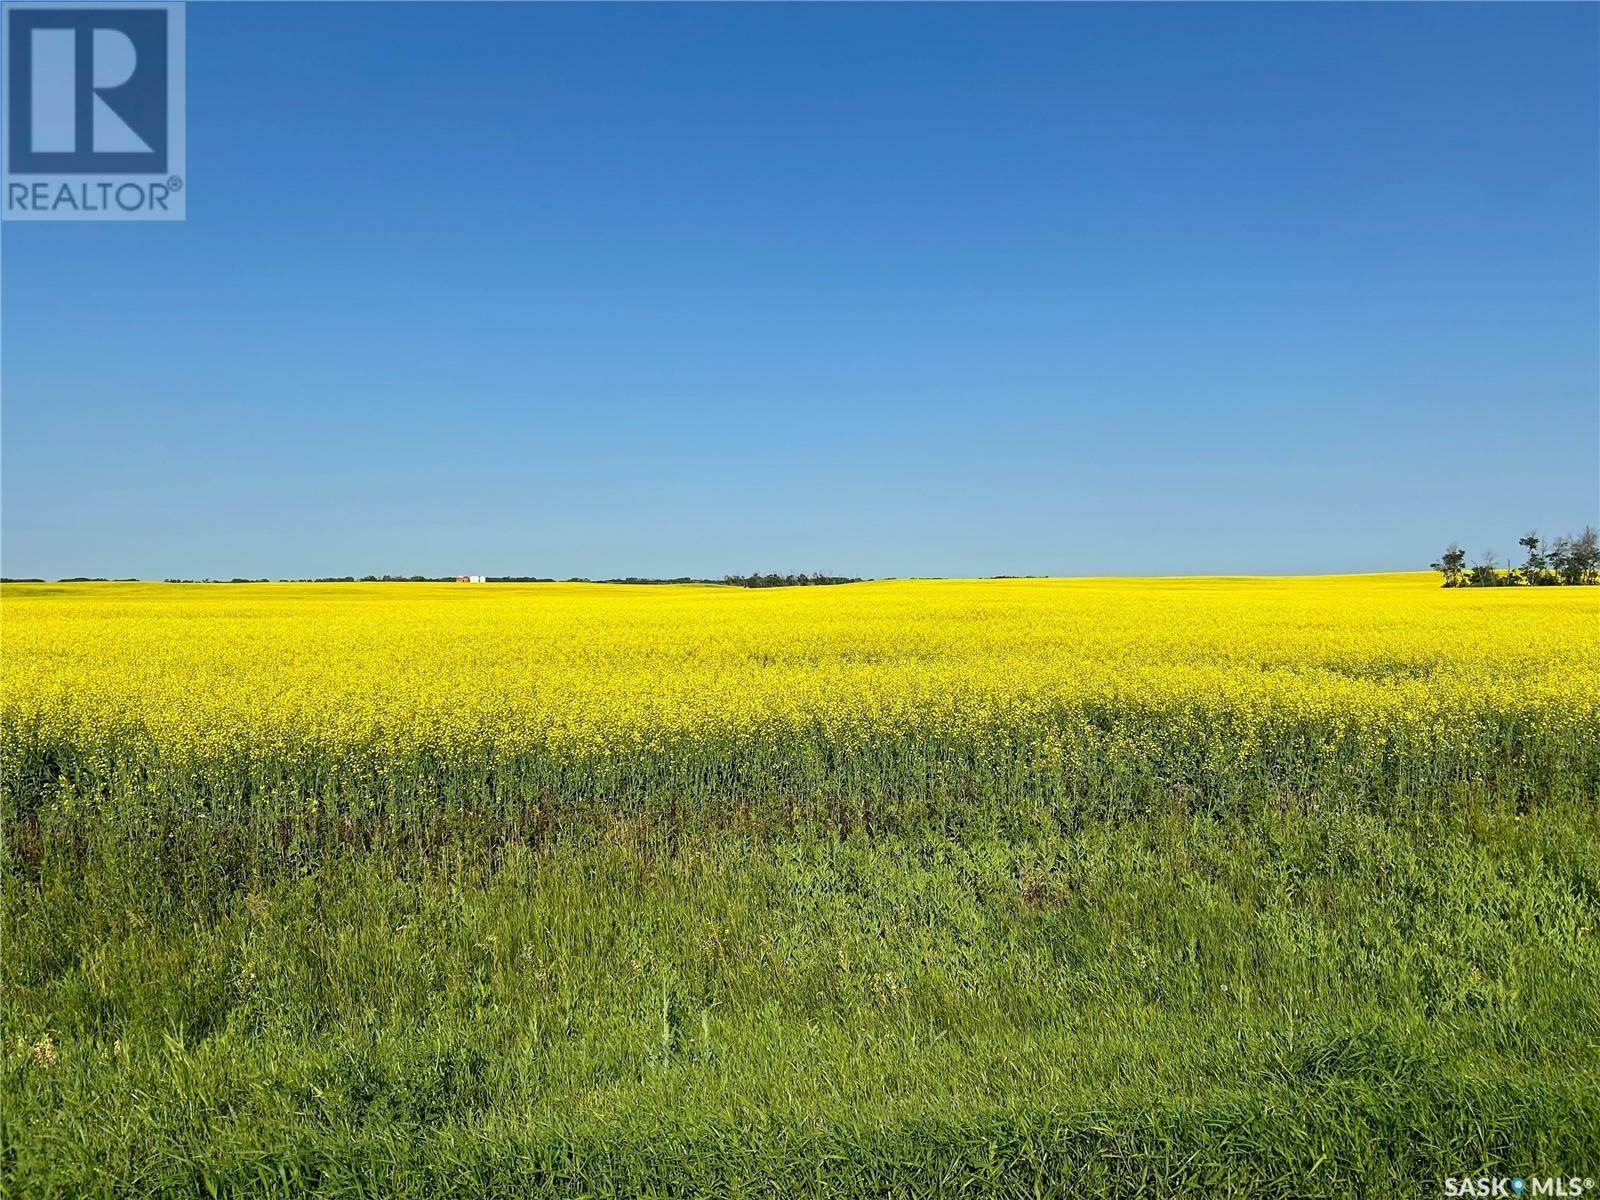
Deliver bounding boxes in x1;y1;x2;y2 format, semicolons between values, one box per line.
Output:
5;795;1598;1197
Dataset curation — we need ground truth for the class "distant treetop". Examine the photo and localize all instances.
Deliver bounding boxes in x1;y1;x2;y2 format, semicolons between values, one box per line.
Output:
1432;526;1598;587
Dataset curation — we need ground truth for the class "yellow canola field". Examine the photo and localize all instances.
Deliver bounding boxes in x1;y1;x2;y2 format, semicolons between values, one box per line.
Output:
3;575;1597;809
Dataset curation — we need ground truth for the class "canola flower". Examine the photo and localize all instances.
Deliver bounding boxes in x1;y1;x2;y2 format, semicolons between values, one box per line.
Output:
3;575;1597;853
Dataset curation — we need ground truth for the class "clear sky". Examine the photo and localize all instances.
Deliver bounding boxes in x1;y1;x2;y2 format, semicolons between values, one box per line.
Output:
3;2;1596;580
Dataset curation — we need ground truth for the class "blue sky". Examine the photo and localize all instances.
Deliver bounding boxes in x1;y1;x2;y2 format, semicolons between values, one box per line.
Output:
3;2;1596;579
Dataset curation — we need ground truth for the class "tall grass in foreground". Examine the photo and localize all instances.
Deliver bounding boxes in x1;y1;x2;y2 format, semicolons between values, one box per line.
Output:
5;799;1599;1197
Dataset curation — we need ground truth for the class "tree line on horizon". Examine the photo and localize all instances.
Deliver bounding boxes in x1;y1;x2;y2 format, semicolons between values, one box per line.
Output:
1431;527;1599;587
721;572;862;588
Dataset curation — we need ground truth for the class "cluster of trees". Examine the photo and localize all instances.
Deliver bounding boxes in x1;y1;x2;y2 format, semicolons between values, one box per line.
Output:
1432;527;1599;587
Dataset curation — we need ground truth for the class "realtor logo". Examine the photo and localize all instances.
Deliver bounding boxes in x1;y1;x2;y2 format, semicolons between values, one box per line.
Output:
3;2;185;219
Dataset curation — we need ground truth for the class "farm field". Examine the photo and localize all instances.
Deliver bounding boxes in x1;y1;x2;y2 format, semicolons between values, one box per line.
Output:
3;575;1599;1197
